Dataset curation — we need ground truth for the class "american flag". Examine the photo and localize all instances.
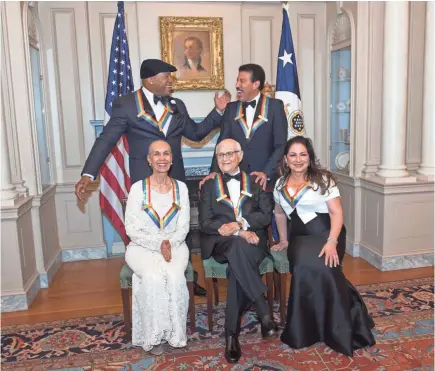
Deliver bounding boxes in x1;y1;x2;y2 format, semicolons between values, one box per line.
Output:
99;1;134;245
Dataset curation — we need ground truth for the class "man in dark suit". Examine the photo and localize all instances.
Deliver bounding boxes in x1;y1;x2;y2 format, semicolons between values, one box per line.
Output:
199;138;277;364
204;64;288;191
75;59;230;296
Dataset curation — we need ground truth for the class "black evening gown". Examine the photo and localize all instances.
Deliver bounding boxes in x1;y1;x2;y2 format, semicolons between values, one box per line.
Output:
280;209;376;356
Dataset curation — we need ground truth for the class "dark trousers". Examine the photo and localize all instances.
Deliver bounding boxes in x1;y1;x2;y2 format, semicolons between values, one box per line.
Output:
211;235;267;333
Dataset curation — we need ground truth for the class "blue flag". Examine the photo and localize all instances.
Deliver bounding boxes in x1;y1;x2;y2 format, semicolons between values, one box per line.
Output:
275;3;305;138
105;1;134;117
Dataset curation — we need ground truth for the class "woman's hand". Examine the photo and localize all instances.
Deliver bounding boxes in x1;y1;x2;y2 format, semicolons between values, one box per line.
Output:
161;240;172;262
318;241;339;267
271;240;288;251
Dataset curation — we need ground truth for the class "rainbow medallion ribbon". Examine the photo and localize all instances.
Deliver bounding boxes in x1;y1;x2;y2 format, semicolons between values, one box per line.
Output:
135;90;173;132
280;180;315;209
142;177;181;230
215;172;252;218
234;94;270;139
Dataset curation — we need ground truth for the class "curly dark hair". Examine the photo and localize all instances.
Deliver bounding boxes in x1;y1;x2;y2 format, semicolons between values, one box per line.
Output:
276;136;336;195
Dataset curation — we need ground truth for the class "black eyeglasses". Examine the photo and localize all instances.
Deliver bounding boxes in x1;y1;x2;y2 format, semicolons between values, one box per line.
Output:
217;151;241;160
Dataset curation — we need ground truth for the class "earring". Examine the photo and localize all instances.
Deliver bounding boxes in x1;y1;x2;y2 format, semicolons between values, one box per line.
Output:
149;163;151;166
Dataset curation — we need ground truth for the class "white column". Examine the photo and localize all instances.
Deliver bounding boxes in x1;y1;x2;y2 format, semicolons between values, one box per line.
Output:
417;2;434;181
376;1;415;182
1;103;18;206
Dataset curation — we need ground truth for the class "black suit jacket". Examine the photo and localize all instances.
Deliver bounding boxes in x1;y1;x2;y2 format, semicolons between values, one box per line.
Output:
211;95;288;188
199;172;273;259
82;89;222;183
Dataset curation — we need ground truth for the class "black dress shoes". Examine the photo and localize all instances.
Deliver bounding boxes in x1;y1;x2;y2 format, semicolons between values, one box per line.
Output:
193;282;206;296
225;333;241;363
260;314;278;339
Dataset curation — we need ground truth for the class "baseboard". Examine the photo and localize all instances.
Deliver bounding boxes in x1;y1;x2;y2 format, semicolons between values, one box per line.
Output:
111;242;126;255
61;246;107;262
39;250;62;288
358;244;383;269
1;272;40;313
345;239;360;257
379;252;434;271
359;243;434;271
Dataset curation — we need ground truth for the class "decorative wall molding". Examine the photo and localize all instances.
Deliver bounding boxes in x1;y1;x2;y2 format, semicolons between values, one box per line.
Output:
406;2;426;169
362;2;384;176
361;177;434;195
27;7;38;48
331;12;351;45
0;196;33;221
51;8;85;170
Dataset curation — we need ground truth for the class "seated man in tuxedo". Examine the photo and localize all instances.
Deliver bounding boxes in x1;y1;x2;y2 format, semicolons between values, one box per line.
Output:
199;138;277;364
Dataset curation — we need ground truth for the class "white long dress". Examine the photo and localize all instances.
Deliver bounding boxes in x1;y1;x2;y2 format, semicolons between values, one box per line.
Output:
124;179;190;351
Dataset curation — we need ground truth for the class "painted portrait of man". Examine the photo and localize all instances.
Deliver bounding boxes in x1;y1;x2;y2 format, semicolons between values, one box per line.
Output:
173;31;211;80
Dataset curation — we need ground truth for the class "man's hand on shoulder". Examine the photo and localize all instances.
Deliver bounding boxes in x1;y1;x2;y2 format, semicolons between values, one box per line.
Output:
199;172;217;190
75;175;93;202
250;171;268;191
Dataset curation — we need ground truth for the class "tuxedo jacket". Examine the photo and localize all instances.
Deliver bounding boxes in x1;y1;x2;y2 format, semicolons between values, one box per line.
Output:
199;172;273;259
82;89;222;183
210;94;288;188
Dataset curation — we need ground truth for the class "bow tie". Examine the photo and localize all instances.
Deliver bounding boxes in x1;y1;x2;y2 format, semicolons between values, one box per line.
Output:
154;95;169;105
242;100;256;109
222;173;241;182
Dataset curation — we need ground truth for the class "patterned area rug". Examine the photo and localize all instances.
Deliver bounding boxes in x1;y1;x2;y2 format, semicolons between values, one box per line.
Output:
1;278;433;371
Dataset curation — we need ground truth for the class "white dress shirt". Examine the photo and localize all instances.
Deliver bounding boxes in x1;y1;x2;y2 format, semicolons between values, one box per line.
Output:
245;93;261;128
224;169;250;235
141;86;172;136
186;59;199;71
273;177;340;224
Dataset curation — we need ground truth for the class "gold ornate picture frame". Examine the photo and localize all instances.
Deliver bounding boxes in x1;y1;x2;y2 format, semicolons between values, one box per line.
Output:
159;16;224;90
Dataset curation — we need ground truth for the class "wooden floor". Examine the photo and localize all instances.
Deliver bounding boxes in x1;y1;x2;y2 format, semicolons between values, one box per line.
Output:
2;254;433;327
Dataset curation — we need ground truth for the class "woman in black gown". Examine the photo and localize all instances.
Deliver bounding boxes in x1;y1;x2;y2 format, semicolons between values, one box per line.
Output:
272;136;375;356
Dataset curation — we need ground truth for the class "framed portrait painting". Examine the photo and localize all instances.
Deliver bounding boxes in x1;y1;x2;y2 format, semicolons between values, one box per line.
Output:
159;16;224;90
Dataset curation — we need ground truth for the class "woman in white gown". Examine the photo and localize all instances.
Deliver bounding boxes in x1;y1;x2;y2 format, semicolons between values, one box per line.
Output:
125;140;190;355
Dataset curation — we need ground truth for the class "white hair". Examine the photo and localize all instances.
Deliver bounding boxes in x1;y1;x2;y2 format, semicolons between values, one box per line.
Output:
215;139;242;153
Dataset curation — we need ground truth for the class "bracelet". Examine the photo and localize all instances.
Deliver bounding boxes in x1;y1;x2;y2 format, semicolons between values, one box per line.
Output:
327;237;338;244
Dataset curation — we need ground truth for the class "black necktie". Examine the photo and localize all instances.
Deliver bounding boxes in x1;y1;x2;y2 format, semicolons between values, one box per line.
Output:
154;95;169;105
222;173;241;182
242;100;256;109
